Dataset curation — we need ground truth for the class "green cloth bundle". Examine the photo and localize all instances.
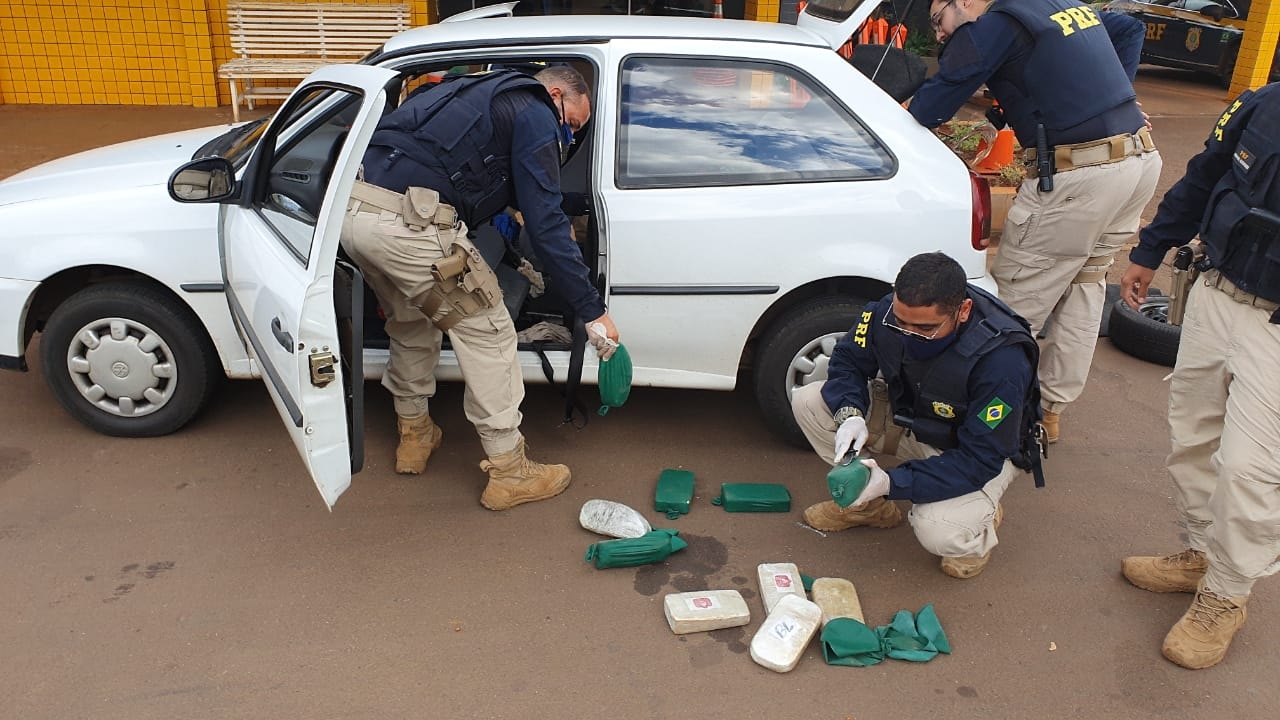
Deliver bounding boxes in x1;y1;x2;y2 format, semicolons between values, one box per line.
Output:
711;483;791;512
655;468;696;519
597;343;632;416
827;461;870;508
820;604;951;666
584;529;688;569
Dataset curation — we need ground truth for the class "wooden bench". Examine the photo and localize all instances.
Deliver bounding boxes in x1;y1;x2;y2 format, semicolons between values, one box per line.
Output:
218;2;411;122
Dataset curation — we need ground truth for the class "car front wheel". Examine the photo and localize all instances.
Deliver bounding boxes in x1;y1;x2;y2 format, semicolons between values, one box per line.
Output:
39;282;220;437
753;298;864;448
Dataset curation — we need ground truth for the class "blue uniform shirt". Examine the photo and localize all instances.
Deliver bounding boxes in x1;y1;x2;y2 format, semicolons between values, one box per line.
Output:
821;295;1033;505
1131;84;1279;269
909;7;1145;147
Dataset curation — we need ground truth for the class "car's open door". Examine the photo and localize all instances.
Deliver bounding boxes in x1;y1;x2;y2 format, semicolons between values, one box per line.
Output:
796;0;885;51
219;64;396;509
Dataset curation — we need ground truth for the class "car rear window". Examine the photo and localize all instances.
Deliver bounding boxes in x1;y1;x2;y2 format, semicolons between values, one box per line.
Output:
617;56;894;189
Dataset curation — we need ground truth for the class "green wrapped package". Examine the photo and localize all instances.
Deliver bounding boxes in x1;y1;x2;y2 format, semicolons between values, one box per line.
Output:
597;343;632;416
827;460;870;508
655;469;696;519
584;529;688;569
820;604;951;666
711;483;791;512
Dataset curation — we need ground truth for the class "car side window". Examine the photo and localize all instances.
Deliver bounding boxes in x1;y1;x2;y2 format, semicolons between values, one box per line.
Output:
617;56;893;188
256;88;363;264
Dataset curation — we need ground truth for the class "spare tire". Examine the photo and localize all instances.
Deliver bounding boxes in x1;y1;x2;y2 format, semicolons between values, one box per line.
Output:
1107;296;1181;367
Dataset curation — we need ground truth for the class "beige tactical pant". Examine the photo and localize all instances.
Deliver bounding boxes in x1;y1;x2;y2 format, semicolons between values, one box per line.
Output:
992;150;1162;413
793;382;1019;559
1165;276;1280;598
340;204;525;457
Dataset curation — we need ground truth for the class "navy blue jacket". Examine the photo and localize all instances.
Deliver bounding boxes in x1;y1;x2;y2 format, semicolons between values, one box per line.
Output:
821;292;1034;505
909;2;1145;148
363;84;605;321
1131;83;1280;270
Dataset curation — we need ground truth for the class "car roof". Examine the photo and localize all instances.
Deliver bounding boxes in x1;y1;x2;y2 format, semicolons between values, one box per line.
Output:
382;15;828;55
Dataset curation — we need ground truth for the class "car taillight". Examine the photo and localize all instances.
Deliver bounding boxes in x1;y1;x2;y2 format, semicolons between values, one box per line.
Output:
969;170;992;251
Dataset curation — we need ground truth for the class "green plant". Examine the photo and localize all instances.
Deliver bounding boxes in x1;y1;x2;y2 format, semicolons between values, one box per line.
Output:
998;162;1027;187
904;31;939;58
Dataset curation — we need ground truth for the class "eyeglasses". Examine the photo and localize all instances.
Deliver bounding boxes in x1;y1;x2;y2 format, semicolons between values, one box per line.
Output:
882;305;955;341
929;0;957;30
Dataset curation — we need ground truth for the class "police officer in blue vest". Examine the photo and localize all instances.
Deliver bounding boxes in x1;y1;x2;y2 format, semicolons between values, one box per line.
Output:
793;252;1043;579
1119;83;1280;670
339;65;619;511
909;0;1160;446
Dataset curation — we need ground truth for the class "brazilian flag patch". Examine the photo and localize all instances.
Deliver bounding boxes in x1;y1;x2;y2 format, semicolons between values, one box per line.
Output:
979;397;1012;430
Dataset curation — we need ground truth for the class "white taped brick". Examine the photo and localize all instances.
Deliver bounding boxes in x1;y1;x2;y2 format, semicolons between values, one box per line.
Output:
750;594;823;673
811;577;865;626
757;562;804;613
663;590;751;634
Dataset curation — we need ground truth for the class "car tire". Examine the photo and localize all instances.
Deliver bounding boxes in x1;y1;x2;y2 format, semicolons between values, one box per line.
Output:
40;282;220;437
1107;296;1180;368
753;297;864;448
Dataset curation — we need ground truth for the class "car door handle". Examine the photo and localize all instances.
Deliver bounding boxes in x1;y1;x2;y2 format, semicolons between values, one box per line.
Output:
271;316;295;353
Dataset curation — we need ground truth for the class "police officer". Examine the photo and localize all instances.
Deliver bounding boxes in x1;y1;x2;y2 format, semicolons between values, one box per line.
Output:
793;253;1041;579
340;65;620;511
909;0;1161;445
1119;83;1280;669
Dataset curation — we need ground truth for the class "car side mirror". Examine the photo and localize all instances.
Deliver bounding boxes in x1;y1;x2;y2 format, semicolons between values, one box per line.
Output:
1199;4;1225;20
168;157;237;203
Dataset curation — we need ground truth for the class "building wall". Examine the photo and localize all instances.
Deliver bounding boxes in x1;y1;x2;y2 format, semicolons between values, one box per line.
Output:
0;0;430;106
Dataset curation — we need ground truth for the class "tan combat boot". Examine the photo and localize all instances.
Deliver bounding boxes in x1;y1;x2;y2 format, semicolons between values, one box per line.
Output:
803;497;903;532
395;415;444;475
1162;581;1248;669
940;503;1004;579
1042;410;1060;444
478;439;571;511
1121;548;1207;593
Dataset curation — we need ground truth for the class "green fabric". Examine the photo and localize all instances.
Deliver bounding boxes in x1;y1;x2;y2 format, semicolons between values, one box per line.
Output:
710;483;791;512
820;604;951;666
827;462;870;508
800;573;816;593
654;469;696;519
584;529;688;569
597;344;632;416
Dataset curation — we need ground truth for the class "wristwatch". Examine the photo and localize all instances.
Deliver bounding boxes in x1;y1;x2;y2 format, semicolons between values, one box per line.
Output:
832;406;864;425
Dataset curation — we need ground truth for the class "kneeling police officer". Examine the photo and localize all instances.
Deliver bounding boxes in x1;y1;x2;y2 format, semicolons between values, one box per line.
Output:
340;64;619;510
793;252;1043;579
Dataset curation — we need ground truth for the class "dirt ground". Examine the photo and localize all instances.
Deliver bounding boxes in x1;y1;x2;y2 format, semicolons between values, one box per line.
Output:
1;70;1273;720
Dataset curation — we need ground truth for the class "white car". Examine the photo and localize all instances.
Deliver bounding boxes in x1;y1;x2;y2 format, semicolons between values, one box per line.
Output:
0;2;995;507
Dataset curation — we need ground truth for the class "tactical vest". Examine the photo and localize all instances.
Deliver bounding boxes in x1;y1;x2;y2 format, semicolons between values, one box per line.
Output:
871;287;1044;478
987;0;1135;143
367;70;559;228
1200;85;1280;305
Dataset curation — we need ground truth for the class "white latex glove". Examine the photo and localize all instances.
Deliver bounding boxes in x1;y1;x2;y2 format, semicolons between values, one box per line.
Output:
833;415;869;461
586;321;619;361
850;458;891;508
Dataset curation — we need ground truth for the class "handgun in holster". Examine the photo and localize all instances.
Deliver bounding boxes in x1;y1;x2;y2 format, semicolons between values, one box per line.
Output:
1036;123;1053;193
1168;242;1205;326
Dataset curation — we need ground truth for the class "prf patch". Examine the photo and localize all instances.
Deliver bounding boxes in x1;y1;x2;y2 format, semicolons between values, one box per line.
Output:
1049;6;1100;36
979;398;1012;430
852;310;873;347
932;401;955;419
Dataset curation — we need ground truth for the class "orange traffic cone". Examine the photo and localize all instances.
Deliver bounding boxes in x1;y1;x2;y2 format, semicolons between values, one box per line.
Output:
713;0;723;18
972;127;1017;173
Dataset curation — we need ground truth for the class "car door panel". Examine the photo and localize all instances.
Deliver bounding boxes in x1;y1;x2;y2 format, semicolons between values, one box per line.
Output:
221;65;396;508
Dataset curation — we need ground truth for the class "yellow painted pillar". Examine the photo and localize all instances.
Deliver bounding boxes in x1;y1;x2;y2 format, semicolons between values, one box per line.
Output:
746;1;781;22
1228;0;1280;96
183;0;219;108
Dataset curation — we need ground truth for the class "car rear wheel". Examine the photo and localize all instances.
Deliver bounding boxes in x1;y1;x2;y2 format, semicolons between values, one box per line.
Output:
1107;296;1180;368
753;298;863;448
39;282;220;437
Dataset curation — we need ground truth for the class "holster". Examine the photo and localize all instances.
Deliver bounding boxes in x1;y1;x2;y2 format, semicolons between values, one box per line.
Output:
420;238;502;331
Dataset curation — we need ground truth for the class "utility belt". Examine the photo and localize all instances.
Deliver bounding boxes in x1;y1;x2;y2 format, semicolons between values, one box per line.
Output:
1025;127;1156;178
348;180;500;331
1072;252;1116;284
1203;269;1280;315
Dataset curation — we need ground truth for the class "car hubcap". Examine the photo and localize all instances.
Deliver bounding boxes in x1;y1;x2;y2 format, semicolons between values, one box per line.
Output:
1139;300;1170;324
65;317;177;417
785;331;845;400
